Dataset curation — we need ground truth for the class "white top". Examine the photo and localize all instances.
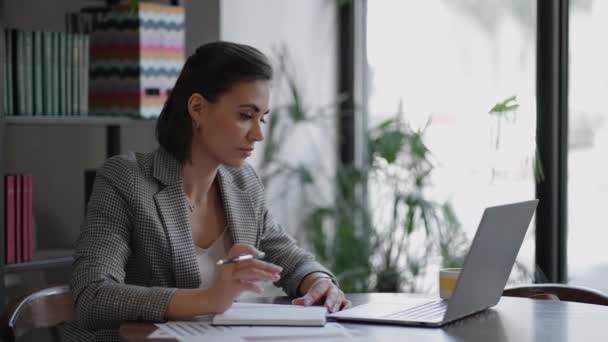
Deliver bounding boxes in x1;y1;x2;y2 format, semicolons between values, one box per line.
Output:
195;228;232;289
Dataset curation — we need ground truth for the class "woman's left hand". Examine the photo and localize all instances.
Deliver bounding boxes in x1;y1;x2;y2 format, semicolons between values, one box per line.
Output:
291;275;351;313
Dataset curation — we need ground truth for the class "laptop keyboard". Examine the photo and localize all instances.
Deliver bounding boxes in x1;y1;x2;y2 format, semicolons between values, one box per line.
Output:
383;300;448;321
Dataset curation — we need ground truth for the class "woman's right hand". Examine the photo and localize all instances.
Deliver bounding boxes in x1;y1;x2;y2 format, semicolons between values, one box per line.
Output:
209;243;282;312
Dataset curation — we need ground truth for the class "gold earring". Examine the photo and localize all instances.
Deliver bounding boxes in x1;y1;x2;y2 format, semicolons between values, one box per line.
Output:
194;121;200;129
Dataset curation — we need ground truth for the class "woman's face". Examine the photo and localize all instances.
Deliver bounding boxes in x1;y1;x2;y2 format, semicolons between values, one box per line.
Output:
190;80;270;167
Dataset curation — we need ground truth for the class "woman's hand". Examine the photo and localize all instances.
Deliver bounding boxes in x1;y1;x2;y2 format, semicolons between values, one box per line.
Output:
291;274;351;313
209;244;282;312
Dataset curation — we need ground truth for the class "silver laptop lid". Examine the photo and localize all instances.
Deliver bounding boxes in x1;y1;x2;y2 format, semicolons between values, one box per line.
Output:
443;200;538;323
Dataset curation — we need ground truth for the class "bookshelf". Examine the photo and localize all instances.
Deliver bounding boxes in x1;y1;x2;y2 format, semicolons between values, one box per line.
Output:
0;12;7;300
0;116;125;307
0;2;159;310
4;116;137;126
3;256;74;274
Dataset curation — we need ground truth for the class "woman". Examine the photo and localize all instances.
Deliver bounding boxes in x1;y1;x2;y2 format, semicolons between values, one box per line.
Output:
65;42;349;341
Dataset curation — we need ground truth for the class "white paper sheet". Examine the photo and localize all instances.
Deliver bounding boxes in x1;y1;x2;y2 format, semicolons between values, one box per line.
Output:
212;302;327;326
147;328;173;339
155;321;351;341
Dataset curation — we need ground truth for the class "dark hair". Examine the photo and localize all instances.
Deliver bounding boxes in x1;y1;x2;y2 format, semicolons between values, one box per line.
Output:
156;41;273;162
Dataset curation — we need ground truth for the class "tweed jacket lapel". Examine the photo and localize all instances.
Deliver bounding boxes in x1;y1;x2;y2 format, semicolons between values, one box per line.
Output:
217;167;260;247
153;148;201;289
152;149;260;289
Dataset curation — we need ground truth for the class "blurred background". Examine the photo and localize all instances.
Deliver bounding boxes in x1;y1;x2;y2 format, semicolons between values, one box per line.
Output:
0;0;606;322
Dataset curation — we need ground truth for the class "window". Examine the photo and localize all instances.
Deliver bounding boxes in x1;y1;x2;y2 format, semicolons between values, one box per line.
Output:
366;0;537;292
568;1;608;292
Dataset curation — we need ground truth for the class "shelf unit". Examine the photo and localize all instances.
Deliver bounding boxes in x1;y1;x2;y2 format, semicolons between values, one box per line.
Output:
0;113;152;308
0;0;159;311
0;32;155;310
3;256;74;274
4;115;137;126
0;115;125;307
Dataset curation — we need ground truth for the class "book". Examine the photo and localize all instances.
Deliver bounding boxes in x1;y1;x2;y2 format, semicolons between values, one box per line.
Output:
66;33;73;116
5;175;15;264
15;174;22;263
52;32;59;116
23;31;33;116
16;30;26;115
3;29;6;115
33;31;43;116
21;174;27;262
29;174;34;261
42;31;53;115
24;174;32;262
212;303;327;327
72;34;80;115
5;29;13;115
59;32;66;115
82;34;89;116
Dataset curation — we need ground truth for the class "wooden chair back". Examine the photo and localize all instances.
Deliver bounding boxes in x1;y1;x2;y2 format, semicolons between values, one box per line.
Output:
1;285;74;342
503;283;608;306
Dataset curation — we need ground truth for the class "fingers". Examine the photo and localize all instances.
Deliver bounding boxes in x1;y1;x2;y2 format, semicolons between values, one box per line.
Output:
228;243;261;258
235;259;282;275
233;268;281;282
323;286;349;313
291;281;350;313
292;279;331;306
239;280;264;294
323;287;341;313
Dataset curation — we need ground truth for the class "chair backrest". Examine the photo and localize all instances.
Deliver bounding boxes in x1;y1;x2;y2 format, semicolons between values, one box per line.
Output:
1;285;74;342
503;283;608;306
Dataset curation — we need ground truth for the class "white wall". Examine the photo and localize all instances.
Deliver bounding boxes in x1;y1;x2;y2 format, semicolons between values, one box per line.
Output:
219;0;338;240
183;0;221;55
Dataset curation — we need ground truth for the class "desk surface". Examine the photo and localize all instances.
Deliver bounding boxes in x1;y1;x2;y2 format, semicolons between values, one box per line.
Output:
120;293;608;341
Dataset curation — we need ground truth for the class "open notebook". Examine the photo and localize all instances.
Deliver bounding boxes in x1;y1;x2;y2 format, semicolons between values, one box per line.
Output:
212;302;327;326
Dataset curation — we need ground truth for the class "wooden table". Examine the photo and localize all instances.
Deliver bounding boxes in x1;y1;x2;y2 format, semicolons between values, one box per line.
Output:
120;293;608;341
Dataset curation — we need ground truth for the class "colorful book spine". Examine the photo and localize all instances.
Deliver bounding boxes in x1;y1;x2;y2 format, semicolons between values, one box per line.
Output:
4;29;13;115
5;28;90;117
15;175;22;263
24;174;33;262
3;29;6;115
52;32;59;116
66;33;73;116
20;175;26;262
82;34;89;116
5;175;15;264
33;31;43;116
29;174;33;261
59;32;66;115
42;32;53;115
72;34;80;115
16;31;25;115
23;31;33;116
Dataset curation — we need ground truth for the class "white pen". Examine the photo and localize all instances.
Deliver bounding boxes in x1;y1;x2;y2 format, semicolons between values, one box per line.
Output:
216;252;266;266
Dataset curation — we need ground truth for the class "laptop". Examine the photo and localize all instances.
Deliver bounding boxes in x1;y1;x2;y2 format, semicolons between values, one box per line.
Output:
329;199;539;327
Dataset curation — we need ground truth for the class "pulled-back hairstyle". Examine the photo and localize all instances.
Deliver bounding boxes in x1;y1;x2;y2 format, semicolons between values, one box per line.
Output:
156;41;273;162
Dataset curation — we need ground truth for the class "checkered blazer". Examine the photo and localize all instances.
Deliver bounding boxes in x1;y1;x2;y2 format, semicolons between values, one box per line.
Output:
64;147;333;341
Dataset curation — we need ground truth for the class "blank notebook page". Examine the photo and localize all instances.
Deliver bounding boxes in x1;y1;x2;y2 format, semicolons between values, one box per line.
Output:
212;302;327;326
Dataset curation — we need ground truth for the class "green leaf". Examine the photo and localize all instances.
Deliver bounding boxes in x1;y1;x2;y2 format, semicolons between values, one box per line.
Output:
377;118;397;130
410;130;429;160
305;208;334;263
369;130;406;163
295;164;314;184
489;95;519;114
